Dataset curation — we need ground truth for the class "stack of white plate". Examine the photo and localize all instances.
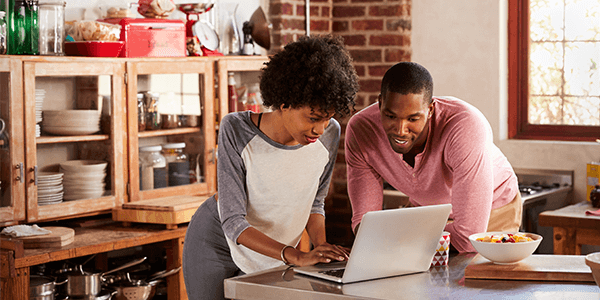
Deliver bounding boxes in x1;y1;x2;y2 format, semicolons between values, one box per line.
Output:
60;160;107;201
35;89;45;137
37;172;64;205
42;110;101;136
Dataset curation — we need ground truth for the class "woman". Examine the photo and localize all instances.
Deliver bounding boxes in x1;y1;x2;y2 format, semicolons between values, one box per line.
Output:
182;34;359;300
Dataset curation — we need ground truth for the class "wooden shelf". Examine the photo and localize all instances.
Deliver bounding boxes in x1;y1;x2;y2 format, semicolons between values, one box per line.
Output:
36;134;110;144
138;127;200;138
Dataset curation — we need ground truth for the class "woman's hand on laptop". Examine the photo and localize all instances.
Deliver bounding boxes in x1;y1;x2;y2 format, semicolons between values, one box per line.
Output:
286;243;350;266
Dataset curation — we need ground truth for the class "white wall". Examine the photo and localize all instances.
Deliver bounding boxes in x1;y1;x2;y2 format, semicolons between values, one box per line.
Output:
412;0;600;203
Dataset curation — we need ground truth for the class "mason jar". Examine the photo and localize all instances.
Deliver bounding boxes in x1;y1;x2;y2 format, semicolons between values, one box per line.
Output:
38;0;65;55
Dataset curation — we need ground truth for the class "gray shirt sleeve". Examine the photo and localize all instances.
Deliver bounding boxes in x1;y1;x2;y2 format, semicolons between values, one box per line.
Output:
311;118;340;217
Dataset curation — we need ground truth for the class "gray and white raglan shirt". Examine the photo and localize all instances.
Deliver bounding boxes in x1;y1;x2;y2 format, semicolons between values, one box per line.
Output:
217;111;339;273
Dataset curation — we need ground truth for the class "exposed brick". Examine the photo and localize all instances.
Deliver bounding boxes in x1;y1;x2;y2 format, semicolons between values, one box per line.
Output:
349;49;382;62
322;6;331;17
333;0;350;3
270;3;295;16
384;49;411;62
370;34;409;46
352;20;384;31
369;5;403;17
351;0;385;2
368;94;380;104
354;65;365;77
387;19;411;31
311;20;330;32
332;21;349;32
332;6;366;18
312;0;330;2
281;18;307;31
369;64;394;76
360;79;382;93
298;5;306;16
342;35;366;46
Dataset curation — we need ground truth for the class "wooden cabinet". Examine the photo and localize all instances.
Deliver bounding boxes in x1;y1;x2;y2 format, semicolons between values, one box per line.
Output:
0;58;26;224
0;55;270;226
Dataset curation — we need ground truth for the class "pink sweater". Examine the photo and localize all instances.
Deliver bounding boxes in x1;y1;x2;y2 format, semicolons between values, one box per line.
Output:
345;97;518;252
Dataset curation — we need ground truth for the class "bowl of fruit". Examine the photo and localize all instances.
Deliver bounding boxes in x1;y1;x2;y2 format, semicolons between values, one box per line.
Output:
468;232;542;264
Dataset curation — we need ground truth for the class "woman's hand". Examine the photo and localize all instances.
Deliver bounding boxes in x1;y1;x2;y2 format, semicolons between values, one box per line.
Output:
286;243;350;267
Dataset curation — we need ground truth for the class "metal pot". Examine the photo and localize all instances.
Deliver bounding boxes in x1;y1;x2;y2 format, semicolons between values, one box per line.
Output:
64;257;146;297
30;275;67;300
68;289;118;300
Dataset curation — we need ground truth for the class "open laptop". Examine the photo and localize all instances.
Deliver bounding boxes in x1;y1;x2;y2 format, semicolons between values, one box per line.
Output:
293;203;452;284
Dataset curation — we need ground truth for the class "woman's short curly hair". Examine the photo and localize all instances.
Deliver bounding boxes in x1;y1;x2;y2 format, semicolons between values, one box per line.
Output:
259;34;359;117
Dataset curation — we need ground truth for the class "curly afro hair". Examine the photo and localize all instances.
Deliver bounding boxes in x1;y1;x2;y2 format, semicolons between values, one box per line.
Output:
259;34;359;117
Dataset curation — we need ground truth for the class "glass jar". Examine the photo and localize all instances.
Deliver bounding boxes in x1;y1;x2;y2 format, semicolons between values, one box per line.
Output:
137;93;146;131
38;0;65;55
0;11;7;55
8;0;39;55
144;92;161;130
139;145;166;190
162;143;190;187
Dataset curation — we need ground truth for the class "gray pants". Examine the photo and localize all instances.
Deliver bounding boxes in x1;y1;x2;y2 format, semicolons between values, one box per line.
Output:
183;196;243;300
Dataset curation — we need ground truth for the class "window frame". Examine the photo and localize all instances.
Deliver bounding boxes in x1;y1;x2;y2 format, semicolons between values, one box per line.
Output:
508;0;600;142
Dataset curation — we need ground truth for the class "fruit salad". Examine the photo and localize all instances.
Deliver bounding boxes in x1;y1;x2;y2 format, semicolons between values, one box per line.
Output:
475;233;533;243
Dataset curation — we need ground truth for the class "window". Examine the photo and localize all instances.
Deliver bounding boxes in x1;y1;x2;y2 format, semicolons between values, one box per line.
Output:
508;0;600;141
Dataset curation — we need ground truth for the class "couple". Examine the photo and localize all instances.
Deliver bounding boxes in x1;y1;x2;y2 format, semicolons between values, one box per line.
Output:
182;34;521;300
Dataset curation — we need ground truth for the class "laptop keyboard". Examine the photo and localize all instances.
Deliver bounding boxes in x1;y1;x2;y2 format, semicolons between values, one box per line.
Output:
319;268;345;278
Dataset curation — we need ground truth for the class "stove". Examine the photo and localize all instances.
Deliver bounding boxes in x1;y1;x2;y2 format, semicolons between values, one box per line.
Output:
515;168;574;254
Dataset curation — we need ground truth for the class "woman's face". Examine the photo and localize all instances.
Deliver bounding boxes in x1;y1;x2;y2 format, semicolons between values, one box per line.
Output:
280;106;335;146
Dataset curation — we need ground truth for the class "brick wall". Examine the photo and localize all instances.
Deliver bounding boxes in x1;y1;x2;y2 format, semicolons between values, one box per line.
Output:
268;0;412;246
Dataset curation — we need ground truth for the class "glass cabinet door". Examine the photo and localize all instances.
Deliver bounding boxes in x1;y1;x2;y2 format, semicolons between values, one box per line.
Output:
23;59;126;222
217;56;269;123
0;58;26;225
126;59;216;201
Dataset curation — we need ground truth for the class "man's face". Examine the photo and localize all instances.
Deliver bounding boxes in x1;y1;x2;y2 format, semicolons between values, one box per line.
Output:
379;91;433;156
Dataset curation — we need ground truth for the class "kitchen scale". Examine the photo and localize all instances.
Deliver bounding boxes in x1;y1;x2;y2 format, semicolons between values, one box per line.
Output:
176;1;221;56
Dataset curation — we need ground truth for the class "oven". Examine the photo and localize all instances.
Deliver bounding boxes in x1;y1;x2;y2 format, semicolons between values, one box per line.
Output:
515;168;574;254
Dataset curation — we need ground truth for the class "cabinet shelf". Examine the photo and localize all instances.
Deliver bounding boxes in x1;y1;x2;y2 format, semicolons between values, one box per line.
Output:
137;127;200;138
36;134;110;144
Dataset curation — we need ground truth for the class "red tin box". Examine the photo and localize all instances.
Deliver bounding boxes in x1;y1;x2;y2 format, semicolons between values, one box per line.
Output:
117;18;186;58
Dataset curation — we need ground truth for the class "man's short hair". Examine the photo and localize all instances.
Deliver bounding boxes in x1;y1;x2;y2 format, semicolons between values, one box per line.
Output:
380;62;433;105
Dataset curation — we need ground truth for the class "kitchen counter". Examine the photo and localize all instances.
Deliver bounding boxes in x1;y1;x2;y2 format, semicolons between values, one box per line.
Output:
224;253;599;300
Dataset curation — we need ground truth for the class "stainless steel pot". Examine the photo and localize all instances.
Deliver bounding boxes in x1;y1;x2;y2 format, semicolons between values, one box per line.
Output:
69;289;118;300
30;275;67;300
64;257;146;297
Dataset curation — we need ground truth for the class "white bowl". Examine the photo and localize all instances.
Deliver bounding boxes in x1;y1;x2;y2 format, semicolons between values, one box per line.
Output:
60;160;107;173
585;252;600;288
468;232;542;264
43;126;100;136
42;110;100;118
64;191;105;201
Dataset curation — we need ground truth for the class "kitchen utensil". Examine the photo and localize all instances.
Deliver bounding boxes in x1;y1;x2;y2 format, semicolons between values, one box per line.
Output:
192;19;219;51
63;257;146;297
30;275;68;299
247;6;270;50
68;289;117;300
465;253;595;282
585;252;600;288
468;232;542;264
64;41;125;57
15;226;74;249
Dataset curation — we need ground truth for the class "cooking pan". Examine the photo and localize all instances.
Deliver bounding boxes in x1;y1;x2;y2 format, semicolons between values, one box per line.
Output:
63;257;146;297
30;275;68;300
109;266;181;300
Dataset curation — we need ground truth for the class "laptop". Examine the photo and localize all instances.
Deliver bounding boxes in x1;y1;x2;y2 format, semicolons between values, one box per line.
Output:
293;203;452;284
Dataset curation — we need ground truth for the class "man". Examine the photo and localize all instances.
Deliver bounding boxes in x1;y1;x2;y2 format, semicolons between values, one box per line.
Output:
345;62;520;252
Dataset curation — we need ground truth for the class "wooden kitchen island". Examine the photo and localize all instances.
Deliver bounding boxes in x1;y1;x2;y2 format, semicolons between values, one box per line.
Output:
224;253;599;299
538;201;600;255
1;222;188;300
